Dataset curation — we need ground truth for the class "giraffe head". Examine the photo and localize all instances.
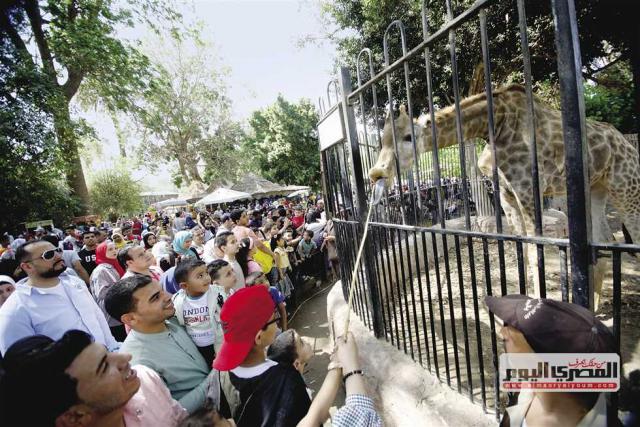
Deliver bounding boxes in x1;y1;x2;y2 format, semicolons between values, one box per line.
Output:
368;105;421;204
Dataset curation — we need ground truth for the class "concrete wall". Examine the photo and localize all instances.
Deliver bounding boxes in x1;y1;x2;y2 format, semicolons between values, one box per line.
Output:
327;282;496;427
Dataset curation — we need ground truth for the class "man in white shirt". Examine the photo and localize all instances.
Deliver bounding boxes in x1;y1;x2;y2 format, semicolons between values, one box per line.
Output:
0;240;118;355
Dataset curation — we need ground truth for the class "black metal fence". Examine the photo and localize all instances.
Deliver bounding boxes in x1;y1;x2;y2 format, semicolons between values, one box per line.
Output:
317;0;639;420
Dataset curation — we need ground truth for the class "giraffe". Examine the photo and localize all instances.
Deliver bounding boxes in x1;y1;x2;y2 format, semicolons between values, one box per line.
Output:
368;84;640;309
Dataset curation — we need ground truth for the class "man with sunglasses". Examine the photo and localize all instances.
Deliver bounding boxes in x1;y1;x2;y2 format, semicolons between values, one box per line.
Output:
0;240;118;355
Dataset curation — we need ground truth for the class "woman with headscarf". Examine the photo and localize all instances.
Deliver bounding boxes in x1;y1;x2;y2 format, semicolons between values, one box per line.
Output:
142;233;157;251
190;226;206;259
90;241;127;341
172;230;199;261
185;213;197;229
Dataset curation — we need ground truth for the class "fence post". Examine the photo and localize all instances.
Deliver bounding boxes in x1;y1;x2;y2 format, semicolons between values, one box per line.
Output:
551;0;593;309
338;66;385;338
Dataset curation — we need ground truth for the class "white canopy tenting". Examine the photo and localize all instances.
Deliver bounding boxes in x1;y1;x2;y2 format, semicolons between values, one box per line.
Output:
194;188;252;206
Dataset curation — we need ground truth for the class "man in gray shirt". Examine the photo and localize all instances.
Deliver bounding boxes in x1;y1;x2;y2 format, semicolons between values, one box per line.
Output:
104;274;220;414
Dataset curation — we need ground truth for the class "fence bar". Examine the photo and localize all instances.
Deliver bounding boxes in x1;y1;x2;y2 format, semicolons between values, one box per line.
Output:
454;235;474;399
339;67;385;336
551;0;593;309
381;227;400;348
516;0;546;294
422;1;447;228
349;0;499;102
404;230;422;363
430;231;451;385
445;0;473;232
414;230;431;370
482;237;500;420
421;230;440;377
559;246;569;302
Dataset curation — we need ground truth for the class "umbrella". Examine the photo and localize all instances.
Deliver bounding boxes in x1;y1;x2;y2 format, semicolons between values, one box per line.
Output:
194;188;252;206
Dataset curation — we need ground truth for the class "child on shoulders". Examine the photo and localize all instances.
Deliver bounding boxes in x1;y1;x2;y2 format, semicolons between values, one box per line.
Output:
171;258;223;366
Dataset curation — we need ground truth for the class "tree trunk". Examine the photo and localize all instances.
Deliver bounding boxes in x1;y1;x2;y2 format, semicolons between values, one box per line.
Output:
55;105;90;212
186;160;204;183
630;25;640;142
110;111;127;158
176;156;191;185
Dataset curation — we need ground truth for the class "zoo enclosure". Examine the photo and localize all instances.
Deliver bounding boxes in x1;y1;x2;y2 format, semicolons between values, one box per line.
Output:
317;0;638;419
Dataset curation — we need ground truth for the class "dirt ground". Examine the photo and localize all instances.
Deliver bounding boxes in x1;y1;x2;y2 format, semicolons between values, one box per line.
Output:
289;281;346;424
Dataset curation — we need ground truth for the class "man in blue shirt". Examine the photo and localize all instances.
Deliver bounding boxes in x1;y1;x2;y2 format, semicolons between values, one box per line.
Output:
0;240;118;355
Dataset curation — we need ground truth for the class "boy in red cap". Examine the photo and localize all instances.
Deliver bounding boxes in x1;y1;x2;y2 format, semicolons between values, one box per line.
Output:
213;285;311;426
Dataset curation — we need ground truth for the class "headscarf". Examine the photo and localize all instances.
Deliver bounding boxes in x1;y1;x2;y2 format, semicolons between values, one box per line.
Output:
185;214;197;229
172;231;195;257
142;233;156;250
95;241;125;277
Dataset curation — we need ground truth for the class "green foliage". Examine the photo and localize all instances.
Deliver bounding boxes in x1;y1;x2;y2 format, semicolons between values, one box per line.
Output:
1;0;182;207
89;169;143;218
317;0;636;116
0;20;78;232
584;63;637;132
244;97;321;189
136;31;245;186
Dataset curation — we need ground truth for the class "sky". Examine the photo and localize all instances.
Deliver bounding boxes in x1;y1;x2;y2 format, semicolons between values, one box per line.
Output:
81;0;338;192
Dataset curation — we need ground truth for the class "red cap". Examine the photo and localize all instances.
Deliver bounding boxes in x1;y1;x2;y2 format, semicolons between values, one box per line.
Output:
213;286;275;371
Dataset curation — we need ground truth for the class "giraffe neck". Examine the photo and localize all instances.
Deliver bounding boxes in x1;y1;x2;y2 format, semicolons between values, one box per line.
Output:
419;91;509;152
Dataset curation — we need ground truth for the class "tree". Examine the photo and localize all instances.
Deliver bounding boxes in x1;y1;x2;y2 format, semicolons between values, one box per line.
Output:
244;96;321;189
314;0;637;125
136;31;245;187
585;62;637;132
0;20;78;232
89;169;143;221
0;0;180;211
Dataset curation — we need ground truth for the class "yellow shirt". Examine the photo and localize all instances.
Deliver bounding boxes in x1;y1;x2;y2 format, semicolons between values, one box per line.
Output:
253;241;273;273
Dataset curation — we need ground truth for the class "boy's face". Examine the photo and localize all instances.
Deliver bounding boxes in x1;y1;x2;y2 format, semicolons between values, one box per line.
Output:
222;235;239;255
303;233;311;242
293;331;314;374
215;265;237;290
182;264;211;296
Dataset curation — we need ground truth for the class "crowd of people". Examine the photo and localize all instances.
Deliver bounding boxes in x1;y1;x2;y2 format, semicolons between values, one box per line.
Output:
1;195;638;426
0;197;382;426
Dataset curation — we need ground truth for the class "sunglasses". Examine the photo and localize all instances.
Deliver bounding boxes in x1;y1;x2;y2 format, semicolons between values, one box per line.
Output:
25;247;62;263
262;311;281;330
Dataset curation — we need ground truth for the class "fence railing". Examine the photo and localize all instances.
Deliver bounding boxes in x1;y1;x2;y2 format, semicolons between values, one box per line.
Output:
319;0;639;420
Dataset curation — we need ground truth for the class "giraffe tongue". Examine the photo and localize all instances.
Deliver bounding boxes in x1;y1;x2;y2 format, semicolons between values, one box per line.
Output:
372;178;386;205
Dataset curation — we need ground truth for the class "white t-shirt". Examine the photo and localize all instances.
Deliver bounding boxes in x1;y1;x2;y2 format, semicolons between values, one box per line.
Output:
182;292;215;347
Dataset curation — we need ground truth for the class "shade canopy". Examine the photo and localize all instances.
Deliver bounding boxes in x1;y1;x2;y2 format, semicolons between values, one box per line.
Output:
231;173;287;197
155;198;189;208
284;185;311;198
194;187;252;206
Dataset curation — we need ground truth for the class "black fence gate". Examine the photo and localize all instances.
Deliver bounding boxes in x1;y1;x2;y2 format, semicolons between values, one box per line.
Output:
317;0;639;420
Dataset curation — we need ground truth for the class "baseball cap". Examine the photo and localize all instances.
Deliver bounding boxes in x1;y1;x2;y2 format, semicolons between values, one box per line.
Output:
213;286;275;371
485;294;615;353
